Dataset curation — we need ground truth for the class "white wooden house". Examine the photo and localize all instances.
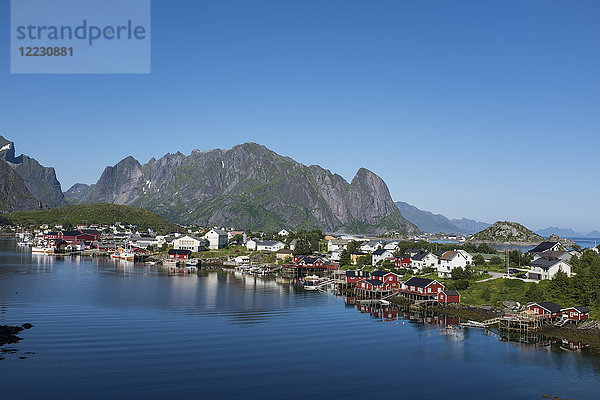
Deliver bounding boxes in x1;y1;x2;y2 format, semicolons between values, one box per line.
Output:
173;235;206;252
205;229;228;249
528;258;572;280
437;250;473;278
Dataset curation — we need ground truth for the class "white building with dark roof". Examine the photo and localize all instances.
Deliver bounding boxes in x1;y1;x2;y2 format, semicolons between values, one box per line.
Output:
205;229;228;249
173;235;206;252
437;250;473;278
256;240;285;252
528;258;572;280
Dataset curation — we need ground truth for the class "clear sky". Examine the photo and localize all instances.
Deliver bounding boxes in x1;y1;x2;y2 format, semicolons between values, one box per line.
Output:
1;0;599;232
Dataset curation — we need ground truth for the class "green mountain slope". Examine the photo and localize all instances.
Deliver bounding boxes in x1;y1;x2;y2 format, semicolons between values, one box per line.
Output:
5;204;177;232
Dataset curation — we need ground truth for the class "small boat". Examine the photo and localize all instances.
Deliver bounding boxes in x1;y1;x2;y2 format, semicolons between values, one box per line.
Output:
31;246;54;254
303;281;319;291
119;251;135;261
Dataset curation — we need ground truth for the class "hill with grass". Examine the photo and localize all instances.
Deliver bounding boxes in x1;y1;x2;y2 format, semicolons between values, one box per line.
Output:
4;204;177;232
468;221;543;244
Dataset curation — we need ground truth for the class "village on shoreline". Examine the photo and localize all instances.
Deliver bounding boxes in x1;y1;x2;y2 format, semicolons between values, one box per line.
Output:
7;218;600;329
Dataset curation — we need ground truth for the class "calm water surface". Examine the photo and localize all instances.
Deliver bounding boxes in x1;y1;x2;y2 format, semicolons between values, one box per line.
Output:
1;239;599;399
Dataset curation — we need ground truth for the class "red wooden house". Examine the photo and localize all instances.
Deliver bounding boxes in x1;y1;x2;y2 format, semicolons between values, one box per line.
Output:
168;249;191;260
297;256;325;268
437;290;460;304
346;270;371;285
44;230;101;244
356;279;384;292
526;302;563;319
394;256;412;269
402;277;445;297
561;306;590;322
380;272;402;291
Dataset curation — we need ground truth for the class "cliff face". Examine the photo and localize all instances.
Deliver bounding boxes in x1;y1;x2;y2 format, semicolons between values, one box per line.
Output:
64;183;95;203
0;160;42;212
82;143;419;233
0;136;65;208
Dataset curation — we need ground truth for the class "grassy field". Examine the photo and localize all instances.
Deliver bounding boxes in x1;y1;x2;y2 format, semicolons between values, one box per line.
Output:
459;278;533;307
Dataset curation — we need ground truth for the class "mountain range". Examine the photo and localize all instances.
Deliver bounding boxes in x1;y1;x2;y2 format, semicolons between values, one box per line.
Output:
395;201;490;234
64;143;418;234
1;134;597;237
534;227;600;239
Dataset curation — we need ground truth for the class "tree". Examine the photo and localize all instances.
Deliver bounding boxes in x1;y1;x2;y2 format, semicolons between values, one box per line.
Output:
293;239;311;256
451;267;473;280
473;254;485;266
476;244;497;254
489;255;503;266
347;241;361;254
339;249;351;267
230;234;244;244
357;254;372;267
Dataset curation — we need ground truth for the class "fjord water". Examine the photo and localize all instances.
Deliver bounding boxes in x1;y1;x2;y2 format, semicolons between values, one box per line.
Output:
1;240;599;399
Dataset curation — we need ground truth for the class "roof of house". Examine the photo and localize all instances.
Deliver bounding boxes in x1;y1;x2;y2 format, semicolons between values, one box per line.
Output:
329;239;349;245
442;290;460;296
61;230;88;237
346;270;369;277
531;257;567;269
405;276;436;288
175;235;205;242
574;306;591;313
300;257;322;264
365;279;384;286
440;251;458;261
257;240;283;246
537;250;569;259
533;301;563;313
412;250;432;261
168;249;192;255
528;241;559;253
372;249;389;256
208;229;227;235
433;250;446;257
371;270;387;277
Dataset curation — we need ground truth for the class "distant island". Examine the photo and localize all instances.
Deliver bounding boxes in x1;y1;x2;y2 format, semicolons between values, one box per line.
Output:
468;221;575;247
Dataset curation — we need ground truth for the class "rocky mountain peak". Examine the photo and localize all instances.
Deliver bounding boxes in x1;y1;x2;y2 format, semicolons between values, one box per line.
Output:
0;135;64;208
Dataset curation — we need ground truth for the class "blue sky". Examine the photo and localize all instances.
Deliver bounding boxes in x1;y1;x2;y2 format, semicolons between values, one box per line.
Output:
1;0;599;232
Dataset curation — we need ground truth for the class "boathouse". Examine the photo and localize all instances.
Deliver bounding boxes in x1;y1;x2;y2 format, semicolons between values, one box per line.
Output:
561;306;590;322
380;272;402;291
526;302;563;319
356;279;384;291
168;249;191;260
346;270;371;285
437;290;460;304
401;277;444;299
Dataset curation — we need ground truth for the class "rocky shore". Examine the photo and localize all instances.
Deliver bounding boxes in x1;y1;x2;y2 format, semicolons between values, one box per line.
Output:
0;323;33;347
